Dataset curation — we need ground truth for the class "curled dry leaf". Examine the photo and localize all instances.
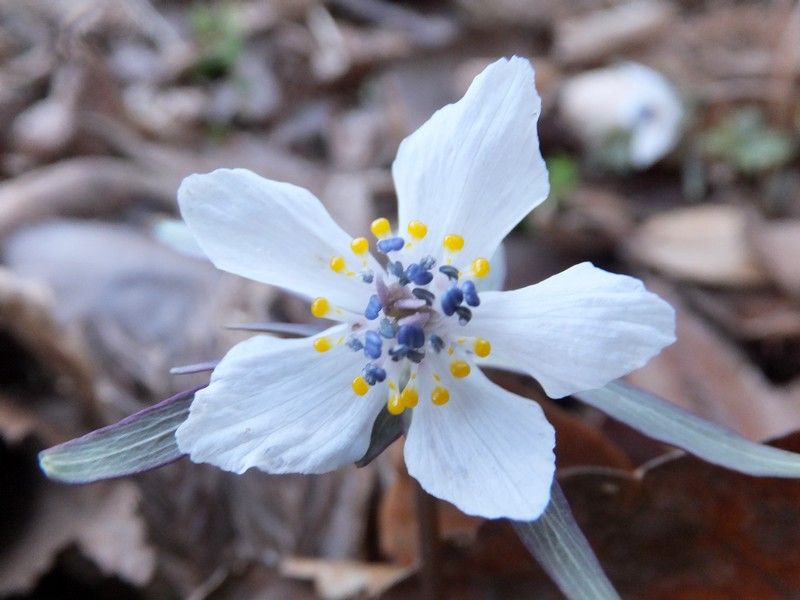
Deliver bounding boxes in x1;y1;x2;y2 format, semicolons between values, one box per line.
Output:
280;557;411;600
0;443;154;595
0;266;95;419
627;280;800;442
627;204;769;287
554;0;674;65
747;217;800;299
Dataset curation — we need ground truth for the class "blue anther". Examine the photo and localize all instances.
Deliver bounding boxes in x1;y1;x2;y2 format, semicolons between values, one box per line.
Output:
455;306;472;326
439;265;460;281
361;270;374;284
377;236;405;253
389;345;408;361
461;280;480;307
412;288;435;306
407;349;425;364
441;286;464;316
379;317;398;338
429;334;444;353
364;294;382;320
388;260;405;279
419;255;436;270
363;363;386;384
407;263;433;285
364;330;382;359
397;324;425;348
346;337;364;351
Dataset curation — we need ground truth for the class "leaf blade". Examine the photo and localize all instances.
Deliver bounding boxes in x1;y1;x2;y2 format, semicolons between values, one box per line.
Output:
513;481;621;600
39;386;202;483
576;380;800;477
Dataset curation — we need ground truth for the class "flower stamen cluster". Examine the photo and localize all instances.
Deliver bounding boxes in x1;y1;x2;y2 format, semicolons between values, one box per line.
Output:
310;216;493;417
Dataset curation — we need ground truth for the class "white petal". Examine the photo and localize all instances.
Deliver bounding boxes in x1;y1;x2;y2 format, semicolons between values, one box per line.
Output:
175;328;385;474
404;360;555;520
179;168;381;312
462;262;676;398
392;57;549;263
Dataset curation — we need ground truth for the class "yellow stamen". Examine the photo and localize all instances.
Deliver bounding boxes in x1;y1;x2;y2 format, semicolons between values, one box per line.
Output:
407;220;428;239
473;338;491;358
387;394;405;415
450;360;470;378
371;217;391;238
471;257;490;278
431;386;450;406
351;237;369;255
400;387;419;408
352;376;369;396
329;256;346;272
443;234;464;252
313;337;332;352
310;297;330;318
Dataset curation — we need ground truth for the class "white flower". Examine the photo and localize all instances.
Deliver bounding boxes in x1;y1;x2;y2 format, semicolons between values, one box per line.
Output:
175;57;675;521
560;62;683;168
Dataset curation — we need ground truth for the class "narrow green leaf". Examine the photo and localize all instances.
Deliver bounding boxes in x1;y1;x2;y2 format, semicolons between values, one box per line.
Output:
513;481;621;600
576;380;800;477
39;387;201;483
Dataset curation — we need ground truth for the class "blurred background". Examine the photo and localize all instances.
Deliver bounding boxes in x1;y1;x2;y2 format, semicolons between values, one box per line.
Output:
0;0;799;598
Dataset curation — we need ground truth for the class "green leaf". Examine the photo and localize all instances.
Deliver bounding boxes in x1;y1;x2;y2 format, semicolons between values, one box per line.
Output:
576;381;800;477
39;387;201;483
513;481;621;600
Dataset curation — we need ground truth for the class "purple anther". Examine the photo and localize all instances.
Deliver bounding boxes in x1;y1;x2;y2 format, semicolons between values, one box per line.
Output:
439;265;460;281
363;363;387;385
412;287;435;306
461;280;480;307
364;330;382;359
377;237;405;253
455;306;472;325
364;294;382;320
397;324;425;348
441;286;464;316
407;263;433;285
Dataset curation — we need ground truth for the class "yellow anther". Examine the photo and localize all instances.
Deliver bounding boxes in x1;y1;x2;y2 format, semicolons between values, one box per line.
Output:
313;337;332;352
310;297;330;318
431;386;450;406
473;338;492;358
450;360;471;378
400;387;419;408
329;256;346;272
352;376;370;396
407;220;428;239
371;217;391;238
471;257;490;278
443;234;464;252
351;237;369;255
387;394;405;415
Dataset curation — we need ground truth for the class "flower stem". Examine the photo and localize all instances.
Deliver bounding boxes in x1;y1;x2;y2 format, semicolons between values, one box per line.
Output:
414;480;442;599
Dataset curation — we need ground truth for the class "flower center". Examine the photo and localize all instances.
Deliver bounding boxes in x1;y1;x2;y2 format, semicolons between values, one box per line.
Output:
310;217;493;415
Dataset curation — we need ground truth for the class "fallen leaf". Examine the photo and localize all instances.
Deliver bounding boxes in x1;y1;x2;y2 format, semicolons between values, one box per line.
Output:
627;205;769;287
627;280;800;442
561;431;800;598
748;218;800;298
280;557;411;600
0;443;155;595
